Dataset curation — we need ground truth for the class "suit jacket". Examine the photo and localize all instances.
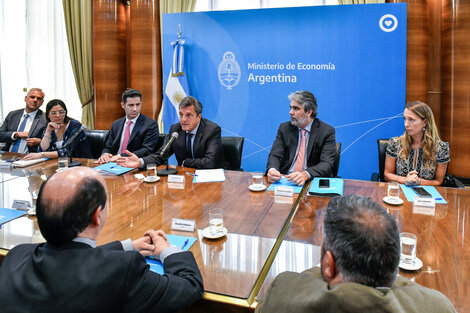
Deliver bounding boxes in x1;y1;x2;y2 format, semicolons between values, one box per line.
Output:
0;108;48;152
266;118;336;178
255;267;456;313
142;118;225;169
102;114;159;158
0;241;204;313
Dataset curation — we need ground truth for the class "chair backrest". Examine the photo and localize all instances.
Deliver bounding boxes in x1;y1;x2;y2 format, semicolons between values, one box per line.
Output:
221;136;244;171
377;139;389;182
332;142;342;177
85;130;110;159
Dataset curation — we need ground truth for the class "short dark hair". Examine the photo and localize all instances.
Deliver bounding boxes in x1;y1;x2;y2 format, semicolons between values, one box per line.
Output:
121;89;142;103
45;99;70;123
288;90;318;118
323;195;400;287
36;176;107;245
179;96;203;115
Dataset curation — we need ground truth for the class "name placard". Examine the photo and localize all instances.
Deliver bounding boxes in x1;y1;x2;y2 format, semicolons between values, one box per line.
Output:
413;197;435;208
171;218;196;232
0;162;12;170
12;200;31;211
274;186;293;197
168;175;185;183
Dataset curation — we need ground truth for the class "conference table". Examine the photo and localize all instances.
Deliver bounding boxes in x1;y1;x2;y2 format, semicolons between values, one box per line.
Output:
0;154;469;312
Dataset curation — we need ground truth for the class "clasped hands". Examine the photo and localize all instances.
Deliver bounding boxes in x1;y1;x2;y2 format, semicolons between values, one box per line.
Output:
132;229;171;259
404;170;421;186
95;150;140;168
267;168;309;186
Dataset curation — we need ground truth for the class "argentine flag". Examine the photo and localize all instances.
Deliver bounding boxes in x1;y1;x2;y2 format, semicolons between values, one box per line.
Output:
162;37;189;133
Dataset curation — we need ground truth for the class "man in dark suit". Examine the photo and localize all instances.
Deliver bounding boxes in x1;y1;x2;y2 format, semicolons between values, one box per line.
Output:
118;96;225;169
266;90;336;185
0;88;48;153
96;89;159;163
256;195;456;313
0;167;203;313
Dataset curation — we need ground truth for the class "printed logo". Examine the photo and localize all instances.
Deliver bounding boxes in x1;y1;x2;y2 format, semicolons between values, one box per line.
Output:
218;51;241;90
379;14;398;32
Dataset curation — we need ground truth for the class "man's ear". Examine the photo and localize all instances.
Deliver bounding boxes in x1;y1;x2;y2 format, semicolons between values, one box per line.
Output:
321;250;337;283
91;206;102;227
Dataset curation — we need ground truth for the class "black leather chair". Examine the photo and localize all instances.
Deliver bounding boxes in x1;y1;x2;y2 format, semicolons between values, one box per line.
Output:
332;142;342;177
376;139;389;182
221;136;244;171
85;130;110;159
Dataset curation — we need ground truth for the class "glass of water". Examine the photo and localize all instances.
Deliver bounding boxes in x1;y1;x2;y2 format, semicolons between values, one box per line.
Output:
209;208;224;235
400;232;417;265
387;181;400;200
146;163;157;178
28;190;39;216
58;156;68;170
251;172;265;190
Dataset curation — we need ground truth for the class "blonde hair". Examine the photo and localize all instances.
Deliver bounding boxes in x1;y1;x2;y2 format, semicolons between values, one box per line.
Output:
399;101;440;169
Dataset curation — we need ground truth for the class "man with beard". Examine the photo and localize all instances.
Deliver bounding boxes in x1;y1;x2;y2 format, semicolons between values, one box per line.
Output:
255;195;456;313
266;90;336;185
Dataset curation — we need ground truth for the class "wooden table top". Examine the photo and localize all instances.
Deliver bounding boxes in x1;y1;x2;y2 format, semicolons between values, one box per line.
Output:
258;179;470;313
1;154;469;312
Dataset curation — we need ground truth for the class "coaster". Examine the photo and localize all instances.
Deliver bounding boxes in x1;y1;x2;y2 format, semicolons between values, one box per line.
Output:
202;226;227;239
399;257;423;271
249;184;266;192
143;176;160;183
383;196;403;206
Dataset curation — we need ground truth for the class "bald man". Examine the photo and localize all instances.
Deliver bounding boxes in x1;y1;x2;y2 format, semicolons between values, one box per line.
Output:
0;167;203;313
0;88;48;153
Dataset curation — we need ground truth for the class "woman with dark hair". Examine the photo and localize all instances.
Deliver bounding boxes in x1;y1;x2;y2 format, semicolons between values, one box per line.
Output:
384;101;449;186
22;99;92;160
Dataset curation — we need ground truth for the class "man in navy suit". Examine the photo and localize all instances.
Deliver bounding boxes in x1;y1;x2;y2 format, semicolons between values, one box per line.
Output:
118;96;225;169
96;89;159;163
0;167;203;313
0;88;48;153
266;90;336;186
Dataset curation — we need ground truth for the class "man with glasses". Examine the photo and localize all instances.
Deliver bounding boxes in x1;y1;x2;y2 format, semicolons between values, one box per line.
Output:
118;96;225;169
0;88;48;153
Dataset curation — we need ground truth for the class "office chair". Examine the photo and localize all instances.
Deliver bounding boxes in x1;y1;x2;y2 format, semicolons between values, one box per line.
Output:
332;142;342;177
85;130;110;159
221;136;244;171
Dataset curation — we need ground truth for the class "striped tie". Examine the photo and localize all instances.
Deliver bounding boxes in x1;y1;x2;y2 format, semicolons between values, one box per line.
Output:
294;129;306;172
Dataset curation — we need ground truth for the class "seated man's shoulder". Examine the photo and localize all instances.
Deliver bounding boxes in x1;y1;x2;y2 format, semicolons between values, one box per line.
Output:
201;118;221;130
139;113;158;126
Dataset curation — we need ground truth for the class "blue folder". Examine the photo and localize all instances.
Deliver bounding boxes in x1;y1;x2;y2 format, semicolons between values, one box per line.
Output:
93;162;135;176
0;208;26;226
266;177;303;193
400;185;447;204
309;178;344;197
146;234;197;275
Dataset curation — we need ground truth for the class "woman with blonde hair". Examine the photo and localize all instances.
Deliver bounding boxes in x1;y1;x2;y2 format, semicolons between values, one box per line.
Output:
384;101;449;186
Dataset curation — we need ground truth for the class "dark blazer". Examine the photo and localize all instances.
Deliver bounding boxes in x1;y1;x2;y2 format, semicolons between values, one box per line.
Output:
142;118;225;169
266;118;336;178
102;114;159;158
0;241;204;313
0;108;48;152
38;119;92;158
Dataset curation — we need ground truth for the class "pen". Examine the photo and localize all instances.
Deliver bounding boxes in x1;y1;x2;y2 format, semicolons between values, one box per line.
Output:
181;239;189;250
185;172;198;176
435;198;443;201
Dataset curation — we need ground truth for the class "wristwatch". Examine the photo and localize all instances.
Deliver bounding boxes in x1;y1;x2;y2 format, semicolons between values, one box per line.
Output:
41;152;45;157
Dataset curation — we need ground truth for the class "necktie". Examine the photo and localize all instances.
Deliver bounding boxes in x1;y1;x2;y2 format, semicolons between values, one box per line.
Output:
11;114;29;153
120;120;133;155
186;133;193;158
294;129;306;172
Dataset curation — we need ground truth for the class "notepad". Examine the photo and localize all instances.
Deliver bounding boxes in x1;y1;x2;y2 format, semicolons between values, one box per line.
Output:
93;162;135;176
146;234;197;275
12;158;47;168
0;208;26;225
192;169;226;183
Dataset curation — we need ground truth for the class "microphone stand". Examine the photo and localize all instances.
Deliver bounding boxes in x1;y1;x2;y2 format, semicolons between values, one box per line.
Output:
68;143;82;167
157;149;178;176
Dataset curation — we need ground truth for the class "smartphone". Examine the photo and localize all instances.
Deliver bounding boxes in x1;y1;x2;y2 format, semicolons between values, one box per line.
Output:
319;179;330;188
411;186;432;198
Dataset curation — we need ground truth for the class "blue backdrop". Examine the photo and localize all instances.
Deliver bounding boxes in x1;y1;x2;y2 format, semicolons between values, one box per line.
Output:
162;4;407;180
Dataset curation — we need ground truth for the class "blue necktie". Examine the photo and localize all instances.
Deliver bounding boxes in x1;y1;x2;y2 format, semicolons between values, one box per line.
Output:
186;133;193;158
11;114;29;153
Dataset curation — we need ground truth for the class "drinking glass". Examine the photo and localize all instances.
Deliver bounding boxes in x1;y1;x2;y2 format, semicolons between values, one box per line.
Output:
387;181;400;200
146;163;157;178
58;156;68;170
209;208;224;235
251;172;265;189
400;232;417;264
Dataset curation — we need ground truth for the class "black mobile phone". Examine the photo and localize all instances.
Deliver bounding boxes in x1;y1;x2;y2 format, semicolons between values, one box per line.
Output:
411;186;432;198
319;179;330;188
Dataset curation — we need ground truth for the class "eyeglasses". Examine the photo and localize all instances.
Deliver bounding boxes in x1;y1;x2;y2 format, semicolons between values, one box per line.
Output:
49;111;66;116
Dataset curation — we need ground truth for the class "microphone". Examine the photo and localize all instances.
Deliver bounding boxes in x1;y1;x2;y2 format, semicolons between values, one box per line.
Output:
159;132;179;156
61;125;87;150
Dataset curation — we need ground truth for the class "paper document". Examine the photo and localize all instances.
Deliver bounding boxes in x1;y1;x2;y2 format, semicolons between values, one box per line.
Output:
12;158;46;168
193;169;226;183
